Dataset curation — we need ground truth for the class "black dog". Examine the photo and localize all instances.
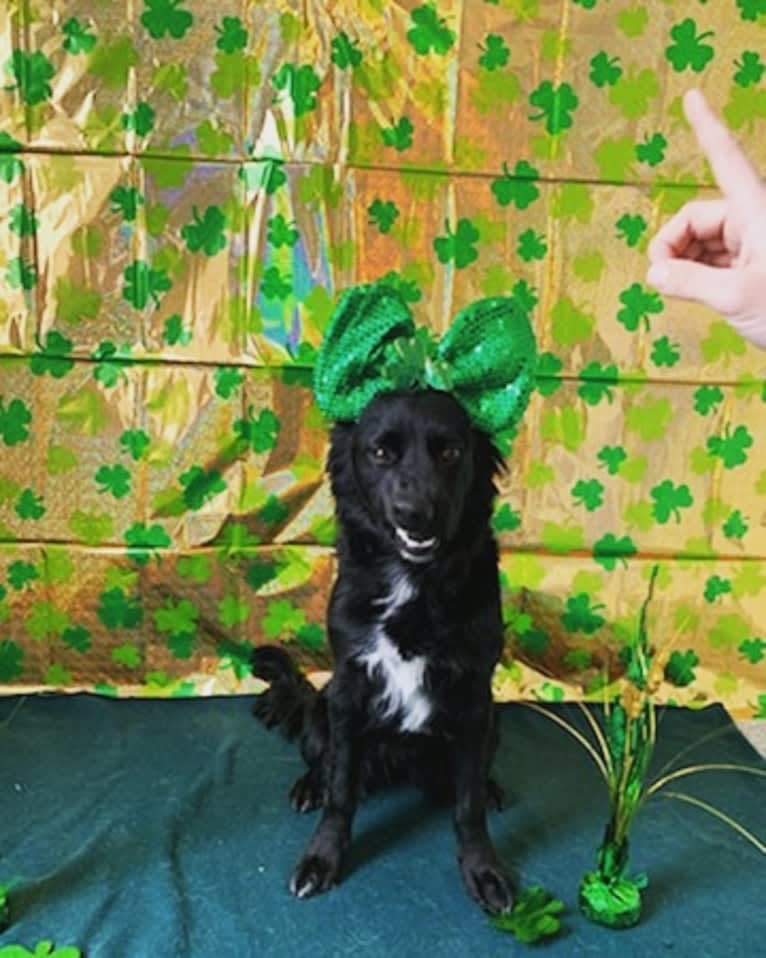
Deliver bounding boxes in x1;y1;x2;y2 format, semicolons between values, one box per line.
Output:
252;388;514;913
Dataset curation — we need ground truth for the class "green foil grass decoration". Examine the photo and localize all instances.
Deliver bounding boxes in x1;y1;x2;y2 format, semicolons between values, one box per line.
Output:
523;564;766;930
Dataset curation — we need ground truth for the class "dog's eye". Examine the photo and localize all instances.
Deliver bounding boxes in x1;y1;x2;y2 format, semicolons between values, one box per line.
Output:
440;446;463;465
371;445;395;465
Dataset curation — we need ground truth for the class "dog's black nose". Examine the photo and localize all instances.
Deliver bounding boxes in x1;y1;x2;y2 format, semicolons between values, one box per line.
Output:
392;496;433;532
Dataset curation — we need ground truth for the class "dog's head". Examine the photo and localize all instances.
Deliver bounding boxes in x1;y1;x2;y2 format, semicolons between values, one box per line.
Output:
328;389;503;566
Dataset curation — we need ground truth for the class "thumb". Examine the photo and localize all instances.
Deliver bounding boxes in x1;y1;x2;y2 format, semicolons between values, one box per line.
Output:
646;260;743;315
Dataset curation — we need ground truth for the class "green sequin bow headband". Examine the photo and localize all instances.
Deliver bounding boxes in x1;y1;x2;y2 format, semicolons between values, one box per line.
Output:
313;283;537;435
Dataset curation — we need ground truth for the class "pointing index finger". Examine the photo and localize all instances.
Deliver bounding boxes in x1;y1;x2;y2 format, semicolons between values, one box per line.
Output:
684;89;765;212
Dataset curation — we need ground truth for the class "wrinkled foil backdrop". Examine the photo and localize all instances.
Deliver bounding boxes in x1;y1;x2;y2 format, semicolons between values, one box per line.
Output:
0;1;764;718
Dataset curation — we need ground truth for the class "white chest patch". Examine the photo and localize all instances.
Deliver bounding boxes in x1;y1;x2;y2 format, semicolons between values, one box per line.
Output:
361;628;432;733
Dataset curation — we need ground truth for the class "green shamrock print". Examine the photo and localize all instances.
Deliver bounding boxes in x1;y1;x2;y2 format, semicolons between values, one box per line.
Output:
267;213;299;247
651;479;693;523
180;466;227;511
62;18;97;55
6;50;55;106
722;510;748;540
734;51;765;87
571;478;605;511
8;560;39;590
0;397;32;446
381;117;414;151
635;132;667;166
97;588;143;630
561;594;606;634
120;429;150;461
592;532;637;570
122;102;156;137
368;199;399;234
617;283;664;331
260;265;292;300
95;464;132;499
528;81;579;134
665;649;699;687
590;52;622;88
651;335;681;368
704;575;732;603
736;0;766;22
406;4;456;56
140;0;194;41
478;35;510;71
124;522;172;565
163;314;191;347
516;228;547;262
8;204;36;236
0;132;24;183
693;385;724;415
30;332;75;379
666;19;715;73
578;361;618;405
272;63;321;116
433;218;480;268
535;352;563;397
707;424;754;468
615;214;647;247
213;368;244;400
215;16;247;53
16;489;45;520
123;261;172;309
331;32;363;70
110;185;144;222
491;160;540;210
181;206;228;256
234;407;281;453
493;504;522;532
6;257;37;290
245;558;279;591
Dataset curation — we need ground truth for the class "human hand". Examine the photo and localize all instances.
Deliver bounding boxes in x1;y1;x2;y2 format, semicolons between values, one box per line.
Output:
646;89;766;350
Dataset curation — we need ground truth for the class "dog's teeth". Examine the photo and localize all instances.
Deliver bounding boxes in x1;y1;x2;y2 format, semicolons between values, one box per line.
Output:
395;528;437;550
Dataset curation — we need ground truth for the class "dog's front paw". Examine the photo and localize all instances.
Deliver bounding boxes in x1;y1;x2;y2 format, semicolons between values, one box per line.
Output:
459;853;514;914
289;853;340;899
289;770;323;813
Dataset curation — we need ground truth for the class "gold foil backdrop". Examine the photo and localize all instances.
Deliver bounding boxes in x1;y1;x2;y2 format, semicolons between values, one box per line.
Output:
0;1;764;718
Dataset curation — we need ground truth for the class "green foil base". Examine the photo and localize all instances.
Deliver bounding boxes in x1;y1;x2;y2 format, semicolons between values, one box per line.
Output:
578;870;647;929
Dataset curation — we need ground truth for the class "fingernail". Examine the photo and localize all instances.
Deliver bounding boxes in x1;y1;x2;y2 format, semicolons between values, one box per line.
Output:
647;263;669;289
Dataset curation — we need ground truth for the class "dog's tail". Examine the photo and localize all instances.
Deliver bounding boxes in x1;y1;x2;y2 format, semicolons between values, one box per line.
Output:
251;645;318;741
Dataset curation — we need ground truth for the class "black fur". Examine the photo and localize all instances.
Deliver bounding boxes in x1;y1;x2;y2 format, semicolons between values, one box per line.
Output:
252;389;513;913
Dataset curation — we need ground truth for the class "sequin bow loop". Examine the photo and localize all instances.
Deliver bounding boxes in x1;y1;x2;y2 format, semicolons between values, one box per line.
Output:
313;282;537;435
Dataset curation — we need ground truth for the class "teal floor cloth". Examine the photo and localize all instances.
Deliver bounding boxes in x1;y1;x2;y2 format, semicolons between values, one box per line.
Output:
0;694;764;957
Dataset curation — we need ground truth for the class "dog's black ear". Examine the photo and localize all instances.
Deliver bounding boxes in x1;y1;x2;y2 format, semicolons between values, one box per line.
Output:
327;421;357;496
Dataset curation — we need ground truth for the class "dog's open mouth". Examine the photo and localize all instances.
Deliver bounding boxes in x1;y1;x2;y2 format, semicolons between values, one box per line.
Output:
395;527;440;564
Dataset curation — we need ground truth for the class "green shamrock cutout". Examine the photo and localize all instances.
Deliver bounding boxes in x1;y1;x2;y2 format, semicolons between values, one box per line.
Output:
517;228;547;262
528;81;579;134
616;214;647;247
120;429;151;461
406;4;456;56
433;218;480;268
489;886;565;943
722;509;748;539
704;575;732;603
666;19;715;73
617;283;664;331
95;465;132;499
